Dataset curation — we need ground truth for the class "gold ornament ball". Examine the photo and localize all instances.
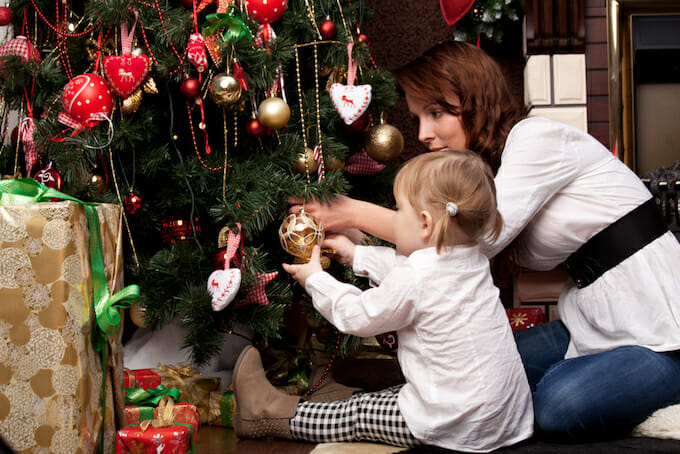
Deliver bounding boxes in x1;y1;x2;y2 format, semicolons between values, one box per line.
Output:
325;155;345;171
364;123;404;162
209;73;242;106
129;301;151;328
258;96;290;130
278;210;325;258
293;147;319;174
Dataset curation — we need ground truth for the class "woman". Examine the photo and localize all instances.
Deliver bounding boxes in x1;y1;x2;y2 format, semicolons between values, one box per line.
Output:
292;41;680;440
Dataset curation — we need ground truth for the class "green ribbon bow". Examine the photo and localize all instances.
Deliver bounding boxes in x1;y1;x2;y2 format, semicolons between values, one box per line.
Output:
203;6;252;44
125;385;182;407
0;178;140;349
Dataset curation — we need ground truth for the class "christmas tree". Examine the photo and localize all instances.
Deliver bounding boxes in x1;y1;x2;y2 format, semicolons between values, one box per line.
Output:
0;0;400;369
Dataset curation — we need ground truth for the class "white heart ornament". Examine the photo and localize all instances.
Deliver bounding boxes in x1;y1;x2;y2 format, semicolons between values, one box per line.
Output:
329;83;372;125
207;268;242;311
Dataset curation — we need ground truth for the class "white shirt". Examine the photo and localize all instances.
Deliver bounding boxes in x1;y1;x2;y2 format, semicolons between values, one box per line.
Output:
483;116;680;357
305;245;534;452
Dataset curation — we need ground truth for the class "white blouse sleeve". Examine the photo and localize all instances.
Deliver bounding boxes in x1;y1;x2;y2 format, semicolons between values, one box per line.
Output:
304;266;418;338
482;118;580;258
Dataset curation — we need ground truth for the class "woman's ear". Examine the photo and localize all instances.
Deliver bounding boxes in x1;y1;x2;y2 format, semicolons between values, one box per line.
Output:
419;210;435;243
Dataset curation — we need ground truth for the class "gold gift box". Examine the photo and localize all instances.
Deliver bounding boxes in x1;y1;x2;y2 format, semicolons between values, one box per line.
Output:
0;201;126;453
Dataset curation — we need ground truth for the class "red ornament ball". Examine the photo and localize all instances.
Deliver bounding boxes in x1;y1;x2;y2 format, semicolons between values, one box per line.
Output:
179;0;194;9
357;34;370;46
344;110;370;133
34;163;62;190
180;77;200;100
62;74;114;127
213;247;229;269
245;117;266;137
0;6;12;26
244;0;288;24
319;18;337;40
124;191;144;214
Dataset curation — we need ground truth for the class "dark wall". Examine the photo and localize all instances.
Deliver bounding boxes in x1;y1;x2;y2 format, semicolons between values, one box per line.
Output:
362;1;526;164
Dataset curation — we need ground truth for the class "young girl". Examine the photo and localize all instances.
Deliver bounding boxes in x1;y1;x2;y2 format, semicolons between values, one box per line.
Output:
231;151;534;452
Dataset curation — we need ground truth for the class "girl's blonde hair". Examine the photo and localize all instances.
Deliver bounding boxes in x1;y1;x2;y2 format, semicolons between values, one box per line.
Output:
393;151;503;253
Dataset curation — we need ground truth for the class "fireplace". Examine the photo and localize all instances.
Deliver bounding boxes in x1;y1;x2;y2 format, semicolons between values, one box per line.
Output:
607;0;680;176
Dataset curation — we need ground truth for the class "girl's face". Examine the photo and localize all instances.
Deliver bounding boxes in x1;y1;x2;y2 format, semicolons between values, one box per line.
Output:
405;91;467;152
392;190;428;257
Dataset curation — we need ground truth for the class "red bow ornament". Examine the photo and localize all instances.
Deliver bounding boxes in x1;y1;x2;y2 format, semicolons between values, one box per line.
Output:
440;0;475;26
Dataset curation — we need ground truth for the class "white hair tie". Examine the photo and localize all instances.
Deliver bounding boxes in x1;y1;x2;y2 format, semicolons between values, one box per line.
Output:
446;202;458;217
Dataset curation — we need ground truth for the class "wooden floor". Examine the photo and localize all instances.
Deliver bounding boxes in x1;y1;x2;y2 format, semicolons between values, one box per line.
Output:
196;426;316;454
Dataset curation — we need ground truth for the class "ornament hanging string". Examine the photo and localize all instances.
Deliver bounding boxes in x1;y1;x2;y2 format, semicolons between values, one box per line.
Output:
20;82;38;177
109;146;141;269
120;11;139;56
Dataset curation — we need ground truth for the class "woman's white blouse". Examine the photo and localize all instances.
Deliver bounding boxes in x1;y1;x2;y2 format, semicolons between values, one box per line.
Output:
305;245;533;452
483;116;680;358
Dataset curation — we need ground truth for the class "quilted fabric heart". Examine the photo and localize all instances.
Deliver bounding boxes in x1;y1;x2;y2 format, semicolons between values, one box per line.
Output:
103;54;150;98
329;83;372;125
207;268;242;311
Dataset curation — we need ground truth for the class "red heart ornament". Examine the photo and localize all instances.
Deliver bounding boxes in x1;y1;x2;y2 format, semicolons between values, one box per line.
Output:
329;83;372;125
103;54;150;98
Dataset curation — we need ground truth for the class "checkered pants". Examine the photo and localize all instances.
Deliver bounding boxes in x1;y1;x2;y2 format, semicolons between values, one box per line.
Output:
289;385;422;447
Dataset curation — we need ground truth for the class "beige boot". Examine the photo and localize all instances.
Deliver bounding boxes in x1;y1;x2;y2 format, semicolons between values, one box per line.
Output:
304;362;361;402
231;345;301;440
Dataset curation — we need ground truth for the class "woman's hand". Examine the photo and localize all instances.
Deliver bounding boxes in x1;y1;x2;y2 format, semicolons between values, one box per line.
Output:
289;194;397;244
323;233;356;266
283;246;324;288
288;194;356;232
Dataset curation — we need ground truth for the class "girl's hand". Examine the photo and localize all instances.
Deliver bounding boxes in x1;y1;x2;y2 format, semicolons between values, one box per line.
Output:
283;245;324;288
323;233;356;266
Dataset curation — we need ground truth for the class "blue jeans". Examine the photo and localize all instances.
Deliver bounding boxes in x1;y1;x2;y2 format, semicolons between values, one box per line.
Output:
514;321;680;440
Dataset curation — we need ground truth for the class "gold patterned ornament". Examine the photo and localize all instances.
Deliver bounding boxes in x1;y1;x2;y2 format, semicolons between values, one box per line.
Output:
143;77;158;94
279;210;324;259
129;301;151;328
121;88;143;115
257;96;290;130
293;147;319;174
209;72;242;107
364;122;404;162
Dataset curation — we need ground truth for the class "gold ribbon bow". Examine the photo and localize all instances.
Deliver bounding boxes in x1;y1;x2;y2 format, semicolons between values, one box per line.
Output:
140;395;175;431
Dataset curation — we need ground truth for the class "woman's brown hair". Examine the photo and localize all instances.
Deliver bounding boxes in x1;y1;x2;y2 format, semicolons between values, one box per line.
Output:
394;41;527;174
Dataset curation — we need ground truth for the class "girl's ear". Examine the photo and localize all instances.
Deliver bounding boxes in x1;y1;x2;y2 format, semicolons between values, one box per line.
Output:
420;210;435;243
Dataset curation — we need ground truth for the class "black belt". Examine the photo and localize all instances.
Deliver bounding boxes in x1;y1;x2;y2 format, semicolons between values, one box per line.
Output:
564;198;668;288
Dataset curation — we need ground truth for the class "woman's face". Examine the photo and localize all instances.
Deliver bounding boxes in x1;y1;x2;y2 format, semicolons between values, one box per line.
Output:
405;91;467;152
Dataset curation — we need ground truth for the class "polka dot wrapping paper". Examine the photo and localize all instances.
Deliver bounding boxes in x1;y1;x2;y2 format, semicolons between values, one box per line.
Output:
0;201;126;453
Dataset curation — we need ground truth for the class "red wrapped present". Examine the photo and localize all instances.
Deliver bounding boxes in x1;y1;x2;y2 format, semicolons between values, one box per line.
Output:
116;397;196;453
125;368;162;390
506;307;546;331
124;401;200;444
